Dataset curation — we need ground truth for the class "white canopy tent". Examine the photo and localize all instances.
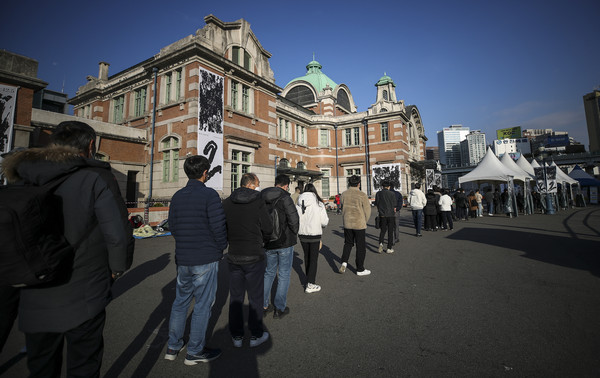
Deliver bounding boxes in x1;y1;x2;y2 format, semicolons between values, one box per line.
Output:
458;148;524;185
500;153;534;181
550;161;578;185
516;155;536;176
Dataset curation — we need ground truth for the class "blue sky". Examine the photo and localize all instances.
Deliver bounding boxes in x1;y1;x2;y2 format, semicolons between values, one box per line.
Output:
3;0;599;148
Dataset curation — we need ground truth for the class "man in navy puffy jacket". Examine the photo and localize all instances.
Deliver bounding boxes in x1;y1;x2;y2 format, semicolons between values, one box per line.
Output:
165;155;227;365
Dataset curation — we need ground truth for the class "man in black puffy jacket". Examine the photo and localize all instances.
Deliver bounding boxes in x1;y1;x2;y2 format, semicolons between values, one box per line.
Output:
165;155;227;365
261;174;299;319
1;121;134;377
223;173;273;348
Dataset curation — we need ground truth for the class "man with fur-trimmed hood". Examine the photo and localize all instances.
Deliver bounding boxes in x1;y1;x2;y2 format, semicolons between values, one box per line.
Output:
1;121;134;377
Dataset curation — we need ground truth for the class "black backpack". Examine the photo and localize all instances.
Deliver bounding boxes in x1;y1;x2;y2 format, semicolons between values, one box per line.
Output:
0;173;83;287
267;197;283;242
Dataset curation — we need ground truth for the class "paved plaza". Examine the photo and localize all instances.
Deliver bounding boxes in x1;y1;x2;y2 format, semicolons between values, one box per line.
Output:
2;206;600;377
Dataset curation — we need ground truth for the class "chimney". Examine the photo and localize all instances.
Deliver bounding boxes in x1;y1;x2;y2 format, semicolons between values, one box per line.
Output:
98;62;110;81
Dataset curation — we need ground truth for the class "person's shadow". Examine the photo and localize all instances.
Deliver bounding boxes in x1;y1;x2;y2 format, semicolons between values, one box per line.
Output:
104;258;231;377
111;253;171;300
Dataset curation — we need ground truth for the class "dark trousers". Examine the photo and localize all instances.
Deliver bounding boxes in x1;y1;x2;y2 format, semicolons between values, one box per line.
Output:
341;228;366;272
0;286;20;354
228;260;265;338
25;309;106;378
394;211;401;242
378;217;395;249
441;211;454;230
301;241;320;284
424;214;437;230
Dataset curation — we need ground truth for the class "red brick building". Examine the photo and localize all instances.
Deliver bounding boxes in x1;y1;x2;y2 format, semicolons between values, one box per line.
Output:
56;15;429;202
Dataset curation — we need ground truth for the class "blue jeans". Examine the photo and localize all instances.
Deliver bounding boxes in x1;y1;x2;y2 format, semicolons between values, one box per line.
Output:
263;246;293;311
167;261;218;355
412;209;423;235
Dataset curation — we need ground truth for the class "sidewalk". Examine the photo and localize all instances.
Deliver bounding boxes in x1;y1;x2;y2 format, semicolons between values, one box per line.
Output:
2;207;600;377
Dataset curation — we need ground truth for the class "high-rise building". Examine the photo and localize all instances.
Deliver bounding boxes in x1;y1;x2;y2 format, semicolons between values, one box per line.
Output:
437;124;470;167
460;130;486;166
583;90;600;153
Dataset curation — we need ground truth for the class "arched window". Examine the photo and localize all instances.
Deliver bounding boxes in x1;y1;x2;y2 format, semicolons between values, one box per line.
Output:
161;136;180;182
286;85;315;106
297;161;306;170
278;158;290;168
383;90;388;101
380;108;388;113
337;89;351;112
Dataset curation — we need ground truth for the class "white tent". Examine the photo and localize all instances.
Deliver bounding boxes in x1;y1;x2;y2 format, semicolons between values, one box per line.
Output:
500;154;533;181
516;155;536;176
551;161;578;185
458;148;524;184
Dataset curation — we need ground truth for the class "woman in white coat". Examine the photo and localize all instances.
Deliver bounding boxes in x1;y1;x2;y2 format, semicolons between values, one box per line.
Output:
296;184;329;293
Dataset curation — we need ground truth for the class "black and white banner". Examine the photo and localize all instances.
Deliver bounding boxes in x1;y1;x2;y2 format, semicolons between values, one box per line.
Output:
534;166;557;194
1;84;18;157
198;67;224;191
371;163;402;192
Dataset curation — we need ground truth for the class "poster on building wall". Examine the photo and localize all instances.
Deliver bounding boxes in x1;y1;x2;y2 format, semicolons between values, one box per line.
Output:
198;67;224;191
371;163;402;192
0;84;18;157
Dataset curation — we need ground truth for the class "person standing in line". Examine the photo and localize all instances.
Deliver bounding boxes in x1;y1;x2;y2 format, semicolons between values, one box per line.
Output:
339;175;372;276
424;188;439;231
223;173;273;348
484;187;495;216
392;185;403;244
165;155;227;365
467;191;478;218
261;174;299;319
475;189;484;217
439;189;454;231
291;186;301;205
493;188;502;216
433;186;443;230
335;193;342;214
407;183;427;237
1;121;134;377
374;180;397;253
296;183;329;293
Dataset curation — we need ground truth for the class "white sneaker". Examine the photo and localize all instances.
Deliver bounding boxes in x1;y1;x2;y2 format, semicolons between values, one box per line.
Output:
232;336;243;348
357;269;371;276
386;248;394;254
250;332;269;347
338;263;347;274
305;283;321;293
378;243;384;253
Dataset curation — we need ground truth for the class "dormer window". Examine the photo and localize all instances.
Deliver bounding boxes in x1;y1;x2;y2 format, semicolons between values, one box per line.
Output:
231;46;252;71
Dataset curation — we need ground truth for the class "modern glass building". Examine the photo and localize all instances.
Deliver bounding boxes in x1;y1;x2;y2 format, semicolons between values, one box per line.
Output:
437;125;470;167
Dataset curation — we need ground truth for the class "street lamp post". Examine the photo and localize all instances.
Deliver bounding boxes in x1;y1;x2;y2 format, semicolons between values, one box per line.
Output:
334;124;340;195
145;67;159;225
362;119;371;196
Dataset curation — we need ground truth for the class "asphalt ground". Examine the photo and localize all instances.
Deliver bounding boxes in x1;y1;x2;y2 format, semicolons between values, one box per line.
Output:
2;206;600;377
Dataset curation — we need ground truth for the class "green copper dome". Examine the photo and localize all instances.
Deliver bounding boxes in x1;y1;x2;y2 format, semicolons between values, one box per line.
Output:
286;59;338;93
375;72;395;87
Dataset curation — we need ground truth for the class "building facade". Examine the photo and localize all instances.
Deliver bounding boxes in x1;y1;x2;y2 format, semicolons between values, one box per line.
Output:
437;124;470;167
65;15;427;202
459;130;486;166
